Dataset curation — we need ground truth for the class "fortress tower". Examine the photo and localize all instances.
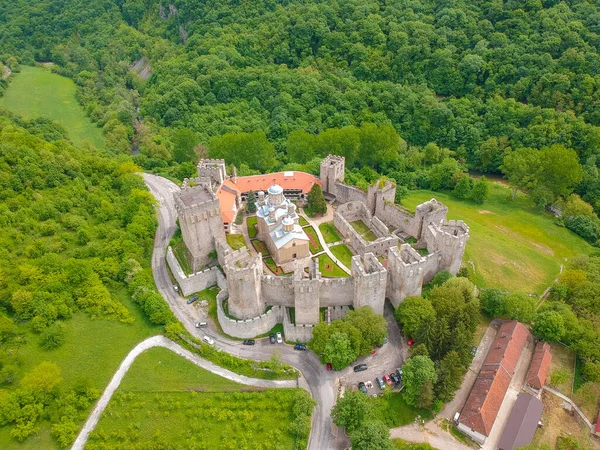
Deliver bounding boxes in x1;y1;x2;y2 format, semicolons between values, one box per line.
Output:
293;260;321;325
386;245;428;307
197;159;227;186
174;183;225;272
320;155;345;195
425;220;469;274
352;253;387;315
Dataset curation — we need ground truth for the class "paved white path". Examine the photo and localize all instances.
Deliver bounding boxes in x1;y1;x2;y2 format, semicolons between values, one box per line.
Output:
301;209;352;275
71;335;298;450
543;385;594;432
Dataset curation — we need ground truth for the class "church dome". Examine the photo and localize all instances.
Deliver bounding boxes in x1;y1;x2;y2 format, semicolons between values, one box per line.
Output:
282;216;294;232
268;184;283;195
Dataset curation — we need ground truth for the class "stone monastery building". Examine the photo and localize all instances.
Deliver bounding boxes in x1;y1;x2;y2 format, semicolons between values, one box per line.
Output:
170;155;470;341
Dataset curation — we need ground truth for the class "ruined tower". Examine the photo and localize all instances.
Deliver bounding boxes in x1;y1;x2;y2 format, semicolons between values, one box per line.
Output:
197;159;227;186
352;253;387;315
320;155;345;196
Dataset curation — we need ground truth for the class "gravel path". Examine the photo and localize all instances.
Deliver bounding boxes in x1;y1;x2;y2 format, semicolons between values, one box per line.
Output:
71;335;298;450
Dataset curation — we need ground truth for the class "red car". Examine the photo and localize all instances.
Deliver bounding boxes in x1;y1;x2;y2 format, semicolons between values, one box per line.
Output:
326;363;332;371
407;338;414;347
383;374;393;386
371;348;377;355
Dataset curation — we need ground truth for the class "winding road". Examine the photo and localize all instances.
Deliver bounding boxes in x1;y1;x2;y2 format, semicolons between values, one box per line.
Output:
142;174;337;450
71;335;299;450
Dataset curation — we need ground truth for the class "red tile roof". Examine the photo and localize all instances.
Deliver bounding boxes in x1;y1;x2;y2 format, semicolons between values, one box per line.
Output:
216;171;320;224
526;342;552;389
460;321;530;437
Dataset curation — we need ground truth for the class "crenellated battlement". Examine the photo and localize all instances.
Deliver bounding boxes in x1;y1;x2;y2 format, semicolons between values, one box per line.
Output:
197;159;227;186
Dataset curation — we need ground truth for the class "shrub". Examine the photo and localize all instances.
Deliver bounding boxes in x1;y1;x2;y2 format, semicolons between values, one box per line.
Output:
40;323;66;350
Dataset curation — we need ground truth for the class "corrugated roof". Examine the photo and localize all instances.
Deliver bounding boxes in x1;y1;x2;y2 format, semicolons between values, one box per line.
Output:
526;342;552;389
497;393;543;450
459;321;530;437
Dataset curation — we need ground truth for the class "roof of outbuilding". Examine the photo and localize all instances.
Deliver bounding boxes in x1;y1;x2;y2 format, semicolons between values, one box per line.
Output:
526;341;552;389
459;321;530;437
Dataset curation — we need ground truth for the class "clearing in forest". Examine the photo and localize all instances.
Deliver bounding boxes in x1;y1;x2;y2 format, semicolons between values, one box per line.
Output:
402;184;593;294
0;65;105;149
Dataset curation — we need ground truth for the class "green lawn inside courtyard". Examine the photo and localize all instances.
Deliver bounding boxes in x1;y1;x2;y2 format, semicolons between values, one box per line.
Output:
247;216;258;238
0;65;105;149
252;239;270;256
87;347;314;450
350;219;378;242
316;254;349;278
299;215;309;226
319;221;342;243
330;244;355;268
401;183;593;294
304;226;324;254
226;233;246;250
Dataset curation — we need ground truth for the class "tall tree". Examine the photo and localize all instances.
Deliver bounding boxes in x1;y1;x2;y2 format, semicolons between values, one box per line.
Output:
402;355;438;408
501;148;540;200
246;190;257;213
471;176;489;204
286;130;315;164
306;183;327;215
209;131;276;172
344;306;388;354
171;128;197;164
394;296;436;337
350;420;395;450
331;390;372;432
435;351;464;403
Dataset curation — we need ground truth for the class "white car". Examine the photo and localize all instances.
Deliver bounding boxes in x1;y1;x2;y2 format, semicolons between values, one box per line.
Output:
173;285;179;292
203;335;214;345
276;332;283;344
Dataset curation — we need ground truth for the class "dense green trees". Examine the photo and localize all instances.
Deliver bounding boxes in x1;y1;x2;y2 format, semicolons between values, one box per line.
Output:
306;184;327;216
309;306;387;369
402;356;437;409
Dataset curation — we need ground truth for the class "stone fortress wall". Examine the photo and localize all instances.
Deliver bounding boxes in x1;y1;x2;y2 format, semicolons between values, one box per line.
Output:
173;154;470;340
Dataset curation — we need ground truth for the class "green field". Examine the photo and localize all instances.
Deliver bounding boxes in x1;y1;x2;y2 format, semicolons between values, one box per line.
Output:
330;244;355;268
0;285;160;449
226;233;246;250
319;221;342;243
88;347;314;450
0;65;105;149
402;184;593;294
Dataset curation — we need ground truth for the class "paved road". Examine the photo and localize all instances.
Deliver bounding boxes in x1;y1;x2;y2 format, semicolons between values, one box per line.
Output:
143;174;336;450
71;335;299;450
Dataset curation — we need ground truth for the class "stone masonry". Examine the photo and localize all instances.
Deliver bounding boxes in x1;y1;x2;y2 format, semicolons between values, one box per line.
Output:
172;155;469;339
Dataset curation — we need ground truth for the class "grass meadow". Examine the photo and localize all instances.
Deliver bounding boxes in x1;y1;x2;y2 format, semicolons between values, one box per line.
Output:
330;244;355;268
87;347;313;450
319;221;342;243
402;183;593;294
226;233;246;250
316;254;349;278
0;65;105;149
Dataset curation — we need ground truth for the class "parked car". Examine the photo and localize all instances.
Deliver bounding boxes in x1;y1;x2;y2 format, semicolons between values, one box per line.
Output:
383;374;393;386
353;364;368;373
407;338;414;346
358;382;368;394
203;335;214;345
471;346;477;356
187;295;199;305
276;332;283;344
326;363;332;371
195;322;208;328
370;348;377;355
294;343;307;351
376;377;385;389
242;339;255;346
269;333;276;344
173;285;179;292
396;368;403;378
390;373;400;385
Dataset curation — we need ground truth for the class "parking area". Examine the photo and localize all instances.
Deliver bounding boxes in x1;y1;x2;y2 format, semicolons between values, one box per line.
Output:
334;301;408;395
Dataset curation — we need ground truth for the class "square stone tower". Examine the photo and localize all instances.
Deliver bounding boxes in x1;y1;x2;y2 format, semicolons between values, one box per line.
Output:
174;183;225;272
320;155;345;195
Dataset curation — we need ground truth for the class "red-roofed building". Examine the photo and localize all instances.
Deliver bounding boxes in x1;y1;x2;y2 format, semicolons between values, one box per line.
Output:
526;342;552;389
216;171;321;231
457;321;531;444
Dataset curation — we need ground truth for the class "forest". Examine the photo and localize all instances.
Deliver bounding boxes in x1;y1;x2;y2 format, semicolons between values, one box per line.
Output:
2;0;600;244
